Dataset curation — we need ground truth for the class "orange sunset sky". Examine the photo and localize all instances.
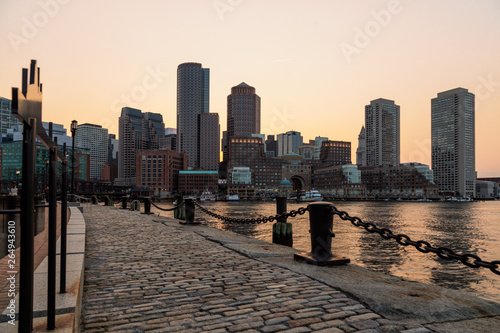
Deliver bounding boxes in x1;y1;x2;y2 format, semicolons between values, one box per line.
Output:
1;0;499;177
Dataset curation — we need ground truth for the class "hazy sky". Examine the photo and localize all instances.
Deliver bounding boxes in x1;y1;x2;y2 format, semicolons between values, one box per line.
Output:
1;0;499;177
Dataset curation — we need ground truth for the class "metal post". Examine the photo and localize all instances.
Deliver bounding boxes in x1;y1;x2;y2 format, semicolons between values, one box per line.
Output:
104;196;109;206
60;144;68;294
71;120;77;198
294;202;350;266
47;145;57;329
143;197;151;215
180;198;200;225
19;117;36;332
122;197;127;209
174;195;182;219
273;197;293;247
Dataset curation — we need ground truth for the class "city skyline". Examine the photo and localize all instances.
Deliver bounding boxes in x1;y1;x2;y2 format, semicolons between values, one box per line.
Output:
1;1;499;177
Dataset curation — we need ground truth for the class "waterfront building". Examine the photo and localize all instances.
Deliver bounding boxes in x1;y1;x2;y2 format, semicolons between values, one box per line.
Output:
118;107;165;185
227;82;260;138
0;141;89;193
431;88;475;197
42;122;72;147
360;163;437;197
265;135;277;157
476;181;499;199
365;98;400;167
277;131;303;156
136;149;188;194
281;153;312;191
298;144;314;160
319;141;351;167
314;136;329;160
76;123;109;180
102;162;118;182
176;62;210;168
178;170;218;195
199;113;220;171
314;164;366;197
356;126;366;166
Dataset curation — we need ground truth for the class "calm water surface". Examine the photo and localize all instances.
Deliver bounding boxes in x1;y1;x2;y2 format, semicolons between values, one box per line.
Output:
153;200;500;303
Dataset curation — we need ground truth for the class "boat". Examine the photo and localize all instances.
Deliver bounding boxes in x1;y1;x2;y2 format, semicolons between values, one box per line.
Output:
299;190;323;202
227;193;239;201
199;190;216;201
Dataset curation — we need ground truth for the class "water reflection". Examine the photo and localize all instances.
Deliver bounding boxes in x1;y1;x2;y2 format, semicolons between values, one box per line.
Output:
152;200;500;303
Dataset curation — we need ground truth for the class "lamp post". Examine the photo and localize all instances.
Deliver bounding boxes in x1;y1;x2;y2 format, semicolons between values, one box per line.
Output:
71;120;77;198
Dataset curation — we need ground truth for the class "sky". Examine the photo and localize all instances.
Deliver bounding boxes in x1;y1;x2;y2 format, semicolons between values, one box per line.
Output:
1;0;499;177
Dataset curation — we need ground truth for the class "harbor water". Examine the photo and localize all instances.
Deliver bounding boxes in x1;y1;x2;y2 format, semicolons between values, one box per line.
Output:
152;200;500;303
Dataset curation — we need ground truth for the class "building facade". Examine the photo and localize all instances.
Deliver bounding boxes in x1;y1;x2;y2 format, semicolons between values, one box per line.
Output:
199;113;220;171
431;88;475;197
75;123;108;180
314;164;366;197
277;131;303;156
356;126;366;166
319;140;351;167
176;62;210;168
178;170;218;194
0;97;21;139
135;149;188;193
227;82;261;138
365;98;400;167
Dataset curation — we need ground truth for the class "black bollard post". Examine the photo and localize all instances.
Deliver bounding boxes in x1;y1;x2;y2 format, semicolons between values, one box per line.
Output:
92;195;97;205
273;197;293;247
104;196;109;206
122;197;127;209
180;198;200;225
294;202;350;266
143;197;151;215
174;195;182;219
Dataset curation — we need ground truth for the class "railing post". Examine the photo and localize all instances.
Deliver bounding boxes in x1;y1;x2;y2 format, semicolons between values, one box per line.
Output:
180;198;200;225
174;195;182;219
122;196;128;209
273;197;293;247
47;144;57;329
60;144;68;294
19;117;36;332
143;197;151;215
92;195;97;205
294;202;350;266
104;196;109;206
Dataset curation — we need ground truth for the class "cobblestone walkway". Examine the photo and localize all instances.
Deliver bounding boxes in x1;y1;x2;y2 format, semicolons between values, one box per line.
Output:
81;205;425;332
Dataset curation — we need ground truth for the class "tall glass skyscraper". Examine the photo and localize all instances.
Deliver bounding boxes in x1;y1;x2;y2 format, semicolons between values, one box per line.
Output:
365;98;400;167
431;88;475;197
177;62;210;168
76;123;109;180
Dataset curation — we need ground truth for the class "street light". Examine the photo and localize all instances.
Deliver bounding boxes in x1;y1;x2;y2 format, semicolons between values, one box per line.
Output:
71;120;78;198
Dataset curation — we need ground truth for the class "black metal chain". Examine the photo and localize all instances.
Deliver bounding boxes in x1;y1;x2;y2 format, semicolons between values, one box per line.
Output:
149;198;184;212
327;205;500;275
193;200;308;224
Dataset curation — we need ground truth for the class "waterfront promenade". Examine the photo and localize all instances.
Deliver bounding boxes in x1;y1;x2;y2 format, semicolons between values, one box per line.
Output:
81;204;500;332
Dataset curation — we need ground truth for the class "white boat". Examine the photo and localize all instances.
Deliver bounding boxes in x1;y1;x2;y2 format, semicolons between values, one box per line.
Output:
299;190;323;202
199;191;216;201
227;193;239;201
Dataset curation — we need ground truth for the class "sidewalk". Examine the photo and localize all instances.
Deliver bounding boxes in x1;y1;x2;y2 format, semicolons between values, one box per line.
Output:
81;205;500;332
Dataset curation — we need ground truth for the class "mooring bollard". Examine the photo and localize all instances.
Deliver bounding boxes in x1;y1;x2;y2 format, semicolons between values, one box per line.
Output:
92;196;97;205
143;197;151;215
122;197;127;209
180;198;200;225
294;202;350;266
273;196;293;247
174;195;182;219
104;196;109;206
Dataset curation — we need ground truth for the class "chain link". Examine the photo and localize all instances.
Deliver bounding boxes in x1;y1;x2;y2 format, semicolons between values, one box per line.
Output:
327;204;500;276
149;198;184;212
193;200;308;224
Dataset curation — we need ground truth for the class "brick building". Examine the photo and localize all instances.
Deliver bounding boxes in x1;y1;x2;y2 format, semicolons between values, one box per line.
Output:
178;170;219;195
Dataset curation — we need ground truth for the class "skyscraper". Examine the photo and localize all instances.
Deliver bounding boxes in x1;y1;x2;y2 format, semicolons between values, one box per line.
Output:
75;124;109;180
365;98;400;167
118;107;165;184
227;82;261;138
199;113;220;171
356;126;366;166
277;131;303;156
431;88;475;197
177;62;210;168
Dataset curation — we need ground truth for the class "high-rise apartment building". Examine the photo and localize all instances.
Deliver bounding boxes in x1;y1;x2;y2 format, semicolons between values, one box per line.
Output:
118;107;165;184
365;98;400;167
356;126;366;166
177;62;210;168
227;82;260;138
431;88;475;197
76;123;109;180
277;131;303;156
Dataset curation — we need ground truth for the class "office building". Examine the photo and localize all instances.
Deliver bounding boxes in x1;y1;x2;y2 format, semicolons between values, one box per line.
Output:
319;141;351;167
314;164;366;197
177;62;210;168
118;107;165;185
356;126;366;166
178;170;219;195
108;134;118;164
313;136;329;159
42;122;72;147
227;82;261;138
365;98;400;167
75;123;109;180
265;135;277;157
431;88;475;197
277;131;303;156
0;97;21;139
199;113;220;170
136;149;188;193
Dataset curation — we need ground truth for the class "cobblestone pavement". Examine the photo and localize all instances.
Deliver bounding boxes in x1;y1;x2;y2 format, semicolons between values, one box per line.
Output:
81;205;430;332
